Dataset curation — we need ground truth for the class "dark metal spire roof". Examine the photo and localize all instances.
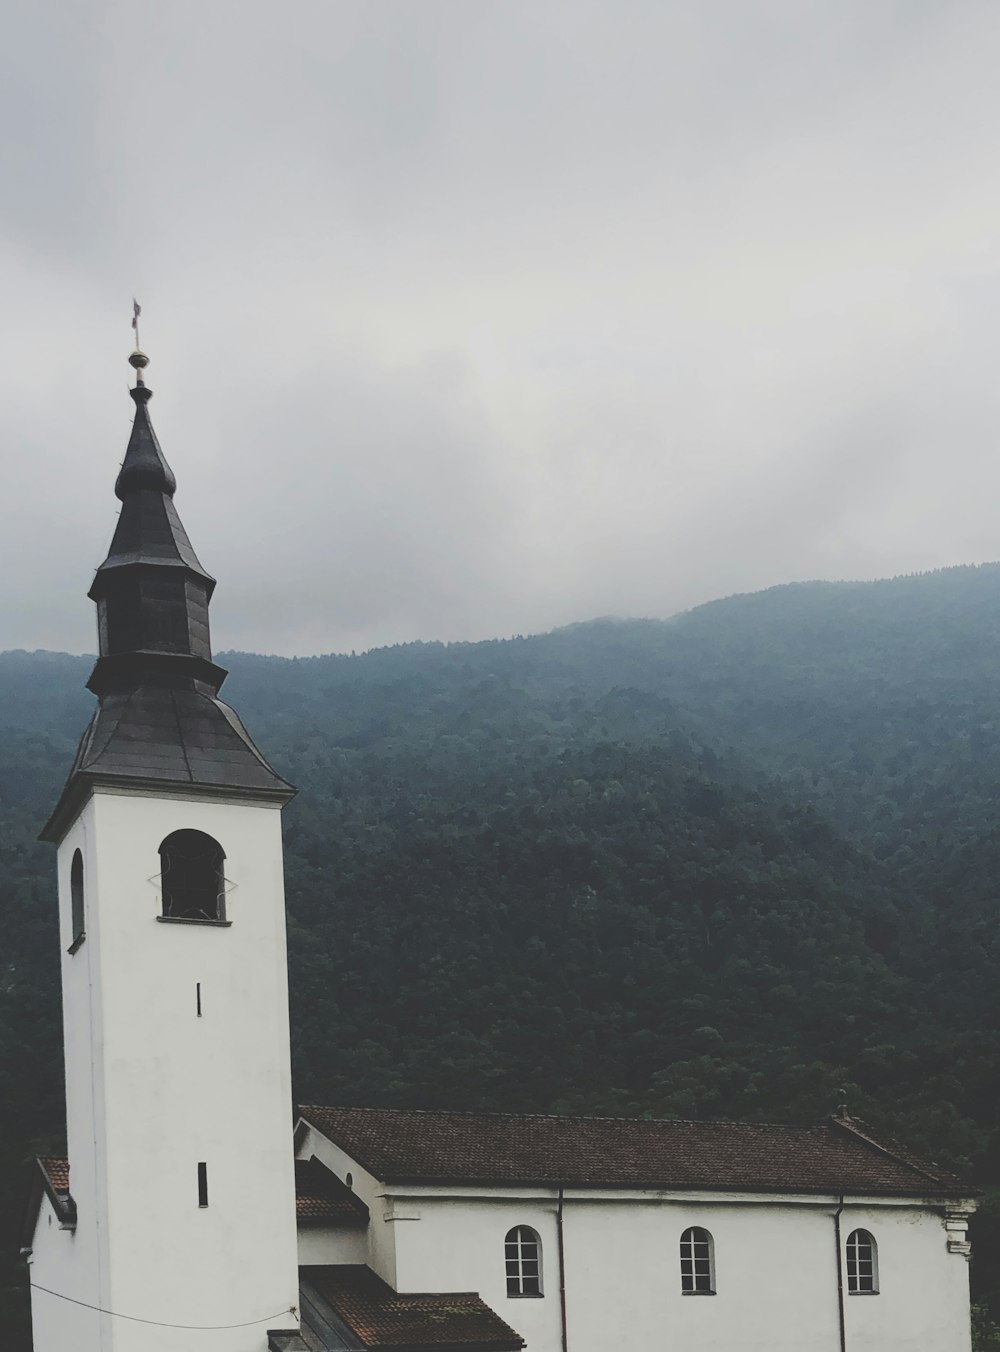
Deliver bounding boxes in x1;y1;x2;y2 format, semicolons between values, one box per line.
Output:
91;382;213;589
41;350;293;842
115;382;178;497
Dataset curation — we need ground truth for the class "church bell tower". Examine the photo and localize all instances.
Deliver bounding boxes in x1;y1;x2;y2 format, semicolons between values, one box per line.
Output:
32;345;301;1350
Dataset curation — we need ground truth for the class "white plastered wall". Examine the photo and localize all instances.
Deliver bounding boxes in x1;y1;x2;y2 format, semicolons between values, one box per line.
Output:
28;1192;100;1350
381;1186;975;1352
295;1121;391;1285
297;1227;367;1267
36;785;301;1352
841;1203;973;1352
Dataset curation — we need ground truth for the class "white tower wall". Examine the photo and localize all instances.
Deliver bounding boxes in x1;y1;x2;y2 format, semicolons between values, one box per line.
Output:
49;784;299;1351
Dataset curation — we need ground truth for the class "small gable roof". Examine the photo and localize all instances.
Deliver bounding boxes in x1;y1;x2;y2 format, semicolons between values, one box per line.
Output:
302;1266;524;1350
21;1156;76;1247
299;1106;968;1197
296;1157;369;1226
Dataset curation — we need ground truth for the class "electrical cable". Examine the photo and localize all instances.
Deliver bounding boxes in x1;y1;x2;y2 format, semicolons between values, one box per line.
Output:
30;1282;296;1331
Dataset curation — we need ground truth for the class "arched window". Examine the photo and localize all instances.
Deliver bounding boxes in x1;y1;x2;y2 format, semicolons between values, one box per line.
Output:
68;849;85;952
846;1229;878;1294
505;1226;542;1296
680;1226;715;1294
159;831;226;922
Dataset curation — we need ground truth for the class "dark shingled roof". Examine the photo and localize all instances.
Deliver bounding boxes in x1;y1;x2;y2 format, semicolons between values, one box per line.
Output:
70;686;290;792
42;683;293;840
299;1106;969;1197
296;1157;369;1226
302;1266;525;1350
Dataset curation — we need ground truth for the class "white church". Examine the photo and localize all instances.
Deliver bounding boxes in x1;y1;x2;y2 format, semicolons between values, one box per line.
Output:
21;349;979;1351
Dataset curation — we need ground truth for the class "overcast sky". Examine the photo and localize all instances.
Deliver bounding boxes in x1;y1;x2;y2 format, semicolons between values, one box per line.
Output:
3;0;1000;656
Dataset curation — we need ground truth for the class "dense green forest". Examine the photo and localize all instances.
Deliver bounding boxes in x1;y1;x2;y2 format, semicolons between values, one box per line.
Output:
2;564;1000;1344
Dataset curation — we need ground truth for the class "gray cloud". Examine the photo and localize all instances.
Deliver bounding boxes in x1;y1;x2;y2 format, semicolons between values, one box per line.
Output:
2;0;1000;656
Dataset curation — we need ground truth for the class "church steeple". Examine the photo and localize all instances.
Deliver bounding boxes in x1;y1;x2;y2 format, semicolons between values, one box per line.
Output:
31;333;302;1350
41;346;292;842
86;351;223;698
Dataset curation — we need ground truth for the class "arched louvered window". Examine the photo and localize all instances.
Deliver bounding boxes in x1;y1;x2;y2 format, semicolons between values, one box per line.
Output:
505;1226;542;1296
680;1226;715;1294
846;1229;879;1294
68;849;85;952
159;831;226;922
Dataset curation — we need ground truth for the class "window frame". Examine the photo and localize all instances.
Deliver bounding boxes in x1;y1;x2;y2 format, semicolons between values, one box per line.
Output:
158;830;229;925
505;1225;543;1298
680;1226;716;1295
68;849;86;954
846;1228;879;1295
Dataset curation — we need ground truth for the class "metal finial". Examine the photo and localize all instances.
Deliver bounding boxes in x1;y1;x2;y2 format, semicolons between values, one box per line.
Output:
129;299;149;384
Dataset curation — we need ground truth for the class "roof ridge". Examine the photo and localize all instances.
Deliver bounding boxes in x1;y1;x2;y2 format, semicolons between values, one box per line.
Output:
299;1103;828;1132
828;1115;960;1186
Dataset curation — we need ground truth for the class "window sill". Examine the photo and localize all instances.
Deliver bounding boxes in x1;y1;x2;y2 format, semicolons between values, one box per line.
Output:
67;933;86;955
156;916;232;927
848;1290;880;1296
506;1293;544;1299
682;1290;716;1296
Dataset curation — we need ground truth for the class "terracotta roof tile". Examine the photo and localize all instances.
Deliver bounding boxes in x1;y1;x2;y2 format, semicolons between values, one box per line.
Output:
296;1157;369;1226
303;1266;524;1349
299;1106;968;1197
38;1156;70;1193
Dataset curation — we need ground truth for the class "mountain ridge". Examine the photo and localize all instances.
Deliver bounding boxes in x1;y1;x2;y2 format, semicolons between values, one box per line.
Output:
2;563;1000;1343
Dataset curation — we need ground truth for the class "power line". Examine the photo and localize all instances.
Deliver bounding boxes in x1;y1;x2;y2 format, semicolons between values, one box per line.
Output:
30;1282;295;1331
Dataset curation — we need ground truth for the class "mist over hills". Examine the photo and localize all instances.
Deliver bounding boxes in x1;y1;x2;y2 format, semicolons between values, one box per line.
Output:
2;563;1000;1341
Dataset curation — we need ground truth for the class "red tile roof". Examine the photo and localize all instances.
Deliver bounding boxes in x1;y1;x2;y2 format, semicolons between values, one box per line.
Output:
38;1156;70;1193
296;1157;369;1225
303;1265;524;1349
299;1106;968;1197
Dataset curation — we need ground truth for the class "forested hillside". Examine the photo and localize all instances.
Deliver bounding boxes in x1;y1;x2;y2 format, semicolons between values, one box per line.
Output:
3;564;1000;1343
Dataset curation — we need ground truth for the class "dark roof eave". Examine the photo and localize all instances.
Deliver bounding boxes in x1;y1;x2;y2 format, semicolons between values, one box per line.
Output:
88;554;217;595
41;770;295;844
382;1342;524;1351
297;1213;370;1229
21;1160;77;1248
375;1172;977;1199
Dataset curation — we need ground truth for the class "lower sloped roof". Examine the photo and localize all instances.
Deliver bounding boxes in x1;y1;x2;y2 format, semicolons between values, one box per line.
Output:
298;1105;968;1197
301;1267;524;1350
296;1157;369;1226
21;1156;76;1246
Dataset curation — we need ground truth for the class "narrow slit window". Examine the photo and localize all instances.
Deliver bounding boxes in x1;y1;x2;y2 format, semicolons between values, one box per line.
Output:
680;1227;715;1294
196;983;202;1017
505;1226;542;1297
846;1229;878;1294
68;849;85;952
160;830;226;921
198;1162;209;1208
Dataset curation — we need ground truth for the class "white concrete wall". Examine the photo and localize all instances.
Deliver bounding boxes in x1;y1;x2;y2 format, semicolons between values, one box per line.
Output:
392;1193;561;1351
383;1187;974;1352
297;1226;367;1267
37;785;301;1352
841;1205;973;1352
28;1193;102;1351
296;1121;394;1287
41;799;113;1350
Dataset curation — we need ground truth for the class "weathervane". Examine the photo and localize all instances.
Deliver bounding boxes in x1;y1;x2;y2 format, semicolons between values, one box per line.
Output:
129;298;150;383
